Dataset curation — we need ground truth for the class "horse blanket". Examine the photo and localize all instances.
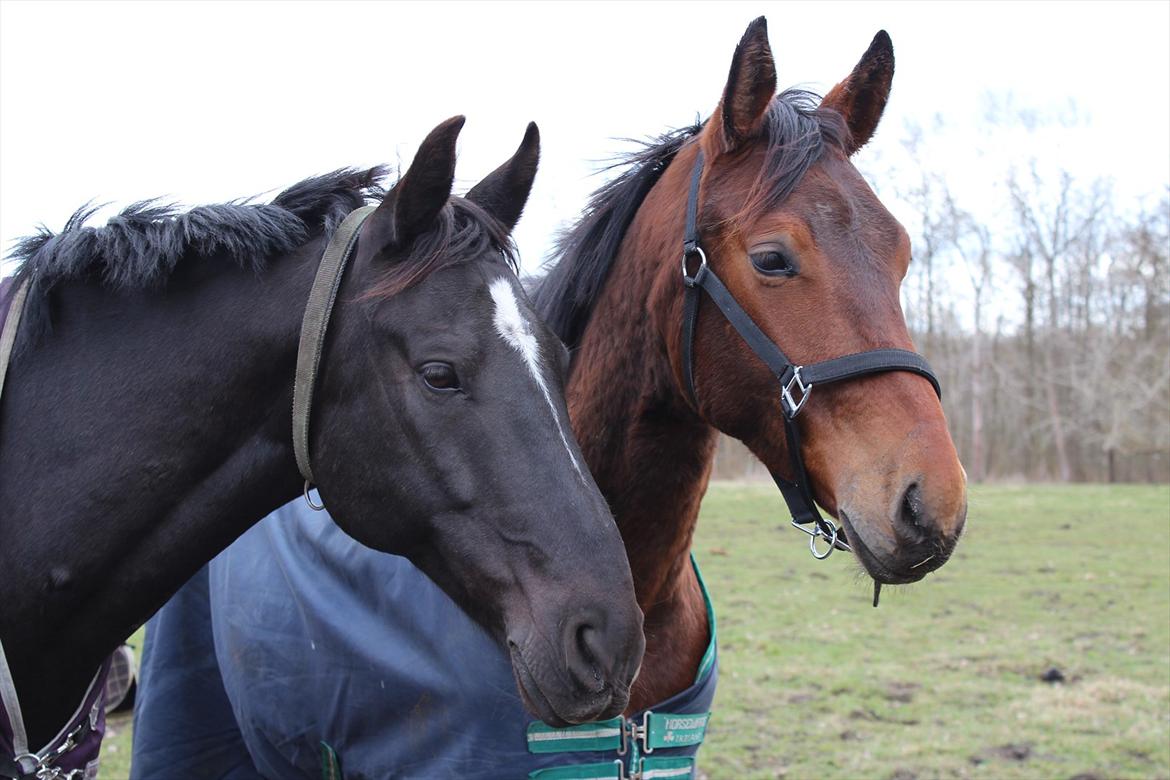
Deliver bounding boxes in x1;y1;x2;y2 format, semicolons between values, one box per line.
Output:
133;497;717;779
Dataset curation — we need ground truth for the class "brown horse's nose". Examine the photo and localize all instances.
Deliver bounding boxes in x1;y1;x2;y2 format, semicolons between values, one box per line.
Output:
894;480;967;563
563;611;644;701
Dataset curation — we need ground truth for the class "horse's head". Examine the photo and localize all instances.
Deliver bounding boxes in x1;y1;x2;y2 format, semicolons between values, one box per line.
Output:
666;19;967;584
311;118;643;724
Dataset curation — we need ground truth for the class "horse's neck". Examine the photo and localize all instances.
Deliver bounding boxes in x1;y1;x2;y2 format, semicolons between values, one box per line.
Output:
0;246;316;744
568;206;718;712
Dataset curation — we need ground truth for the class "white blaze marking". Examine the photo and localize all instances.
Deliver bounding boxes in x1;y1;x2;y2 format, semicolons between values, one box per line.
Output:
489;277;585;482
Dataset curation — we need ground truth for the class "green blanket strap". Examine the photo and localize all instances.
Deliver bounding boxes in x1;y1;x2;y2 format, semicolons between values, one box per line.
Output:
642;712;709;751
528;761;622;780
528;756;695;780
319;741;342;780
634;757;695;779
692;554;716;683
527;710;710;753
527;718;625;754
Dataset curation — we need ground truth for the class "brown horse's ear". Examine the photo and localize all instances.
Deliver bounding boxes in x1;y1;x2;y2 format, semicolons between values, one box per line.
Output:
717;16;777;152
366;115;464;252
822;31;895;155
466;122;540;232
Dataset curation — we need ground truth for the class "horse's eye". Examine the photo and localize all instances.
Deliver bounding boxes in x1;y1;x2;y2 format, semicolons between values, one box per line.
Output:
419;362;460;392
750;249;797;276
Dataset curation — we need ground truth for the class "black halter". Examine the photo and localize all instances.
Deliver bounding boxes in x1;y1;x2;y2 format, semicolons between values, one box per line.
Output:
679;148;941;559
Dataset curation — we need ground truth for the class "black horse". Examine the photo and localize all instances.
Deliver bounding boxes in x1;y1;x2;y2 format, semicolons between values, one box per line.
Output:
0;117;644;756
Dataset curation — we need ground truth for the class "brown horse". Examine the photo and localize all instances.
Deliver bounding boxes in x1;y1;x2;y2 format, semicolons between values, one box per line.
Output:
535;16;968;711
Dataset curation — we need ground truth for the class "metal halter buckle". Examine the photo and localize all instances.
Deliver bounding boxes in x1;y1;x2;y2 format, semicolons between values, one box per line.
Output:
681;246;707;286
781;366;812;418
791;517;851;559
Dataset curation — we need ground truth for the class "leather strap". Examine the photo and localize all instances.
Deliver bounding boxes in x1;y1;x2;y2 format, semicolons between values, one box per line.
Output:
680;148;706;405
0;279;29;415
0;279;32;775
680;281;701;404
800;349;940;398
684;264;939;405
292;205;376;485
682;149;704;255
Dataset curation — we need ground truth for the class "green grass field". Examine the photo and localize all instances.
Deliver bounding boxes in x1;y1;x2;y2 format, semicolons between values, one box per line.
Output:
693;483;1170;780
100;484;1170;779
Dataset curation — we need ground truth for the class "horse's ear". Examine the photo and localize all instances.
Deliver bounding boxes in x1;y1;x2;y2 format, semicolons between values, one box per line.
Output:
717;16;777;152
367;115;465;252
821;31;895;155
466;122;540;232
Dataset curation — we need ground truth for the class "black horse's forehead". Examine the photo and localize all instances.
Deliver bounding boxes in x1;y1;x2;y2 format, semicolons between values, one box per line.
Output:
482;268;571;382
373;259;501;327
370;260;561;365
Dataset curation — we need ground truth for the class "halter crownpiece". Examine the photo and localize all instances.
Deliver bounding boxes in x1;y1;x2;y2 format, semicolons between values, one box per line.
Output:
677;147;941;577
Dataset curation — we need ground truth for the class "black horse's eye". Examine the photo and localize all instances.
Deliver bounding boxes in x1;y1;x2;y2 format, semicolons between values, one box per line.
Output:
419;362;460;392
750;249;797;276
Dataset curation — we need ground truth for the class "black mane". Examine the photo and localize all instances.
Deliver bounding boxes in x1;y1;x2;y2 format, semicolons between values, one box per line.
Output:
529;123;700;352
7;166;389;346
531;89;847;352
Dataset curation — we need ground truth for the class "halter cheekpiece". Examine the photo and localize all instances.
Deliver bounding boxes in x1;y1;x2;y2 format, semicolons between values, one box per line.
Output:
292;204;377;508
677;147;942;561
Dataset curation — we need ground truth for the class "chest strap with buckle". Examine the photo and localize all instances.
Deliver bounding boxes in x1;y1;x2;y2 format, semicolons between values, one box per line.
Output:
524;557;715;780
527;712;707;780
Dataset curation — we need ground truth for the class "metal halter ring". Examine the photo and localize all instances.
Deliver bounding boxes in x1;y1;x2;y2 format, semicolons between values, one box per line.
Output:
303;480;325;511
11;753;44;776
681;246;707;285
791;517;851;559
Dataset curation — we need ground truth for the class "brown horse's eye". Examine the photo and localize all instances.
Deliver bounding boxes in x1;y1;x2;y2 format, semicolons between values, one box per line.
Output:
750;249;797;276
419;362;460;393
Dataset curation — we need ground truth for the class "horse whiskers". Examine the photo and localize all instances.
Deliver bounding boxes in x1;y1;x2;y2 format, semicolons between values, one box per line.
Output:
909;554;936;570
871;551;938;608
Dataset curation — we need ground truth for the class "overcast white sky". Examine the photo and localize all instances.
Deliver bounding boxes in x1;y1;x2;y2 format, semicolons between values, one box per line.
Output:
2;1;1168;278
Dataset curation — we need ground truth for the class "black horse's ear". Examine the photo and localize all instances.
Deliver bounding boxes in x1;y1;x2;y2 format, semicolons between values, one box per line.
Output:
718;16;777;152
466;122;540;232
367;115;465;252
821;31;895;155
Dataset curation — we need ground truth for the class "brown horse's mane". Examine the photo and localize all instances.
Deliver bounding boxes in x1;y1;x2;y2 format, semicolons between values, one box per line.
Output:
532;89;849;353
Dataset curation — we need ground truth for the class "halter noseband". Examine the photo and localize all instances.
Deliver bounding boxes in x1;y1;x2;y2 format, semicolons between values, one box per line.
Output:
678;148;941;560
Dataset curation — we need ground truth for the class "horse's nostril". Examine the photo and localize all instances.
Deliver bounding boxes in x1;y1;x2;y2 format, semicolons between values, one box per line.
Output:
566;621;608;694
576;625;603;683
900;483;924;529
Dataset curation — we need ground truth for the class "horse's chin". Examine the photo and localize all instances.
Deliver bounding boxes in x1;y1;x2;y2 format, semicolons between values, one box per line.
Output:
839;513;929;586
507;641;626;727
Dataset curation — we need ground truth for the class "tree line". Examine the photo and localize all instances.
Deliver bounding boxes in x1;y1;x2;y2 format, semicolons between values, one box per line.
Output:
902;173;1166;483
